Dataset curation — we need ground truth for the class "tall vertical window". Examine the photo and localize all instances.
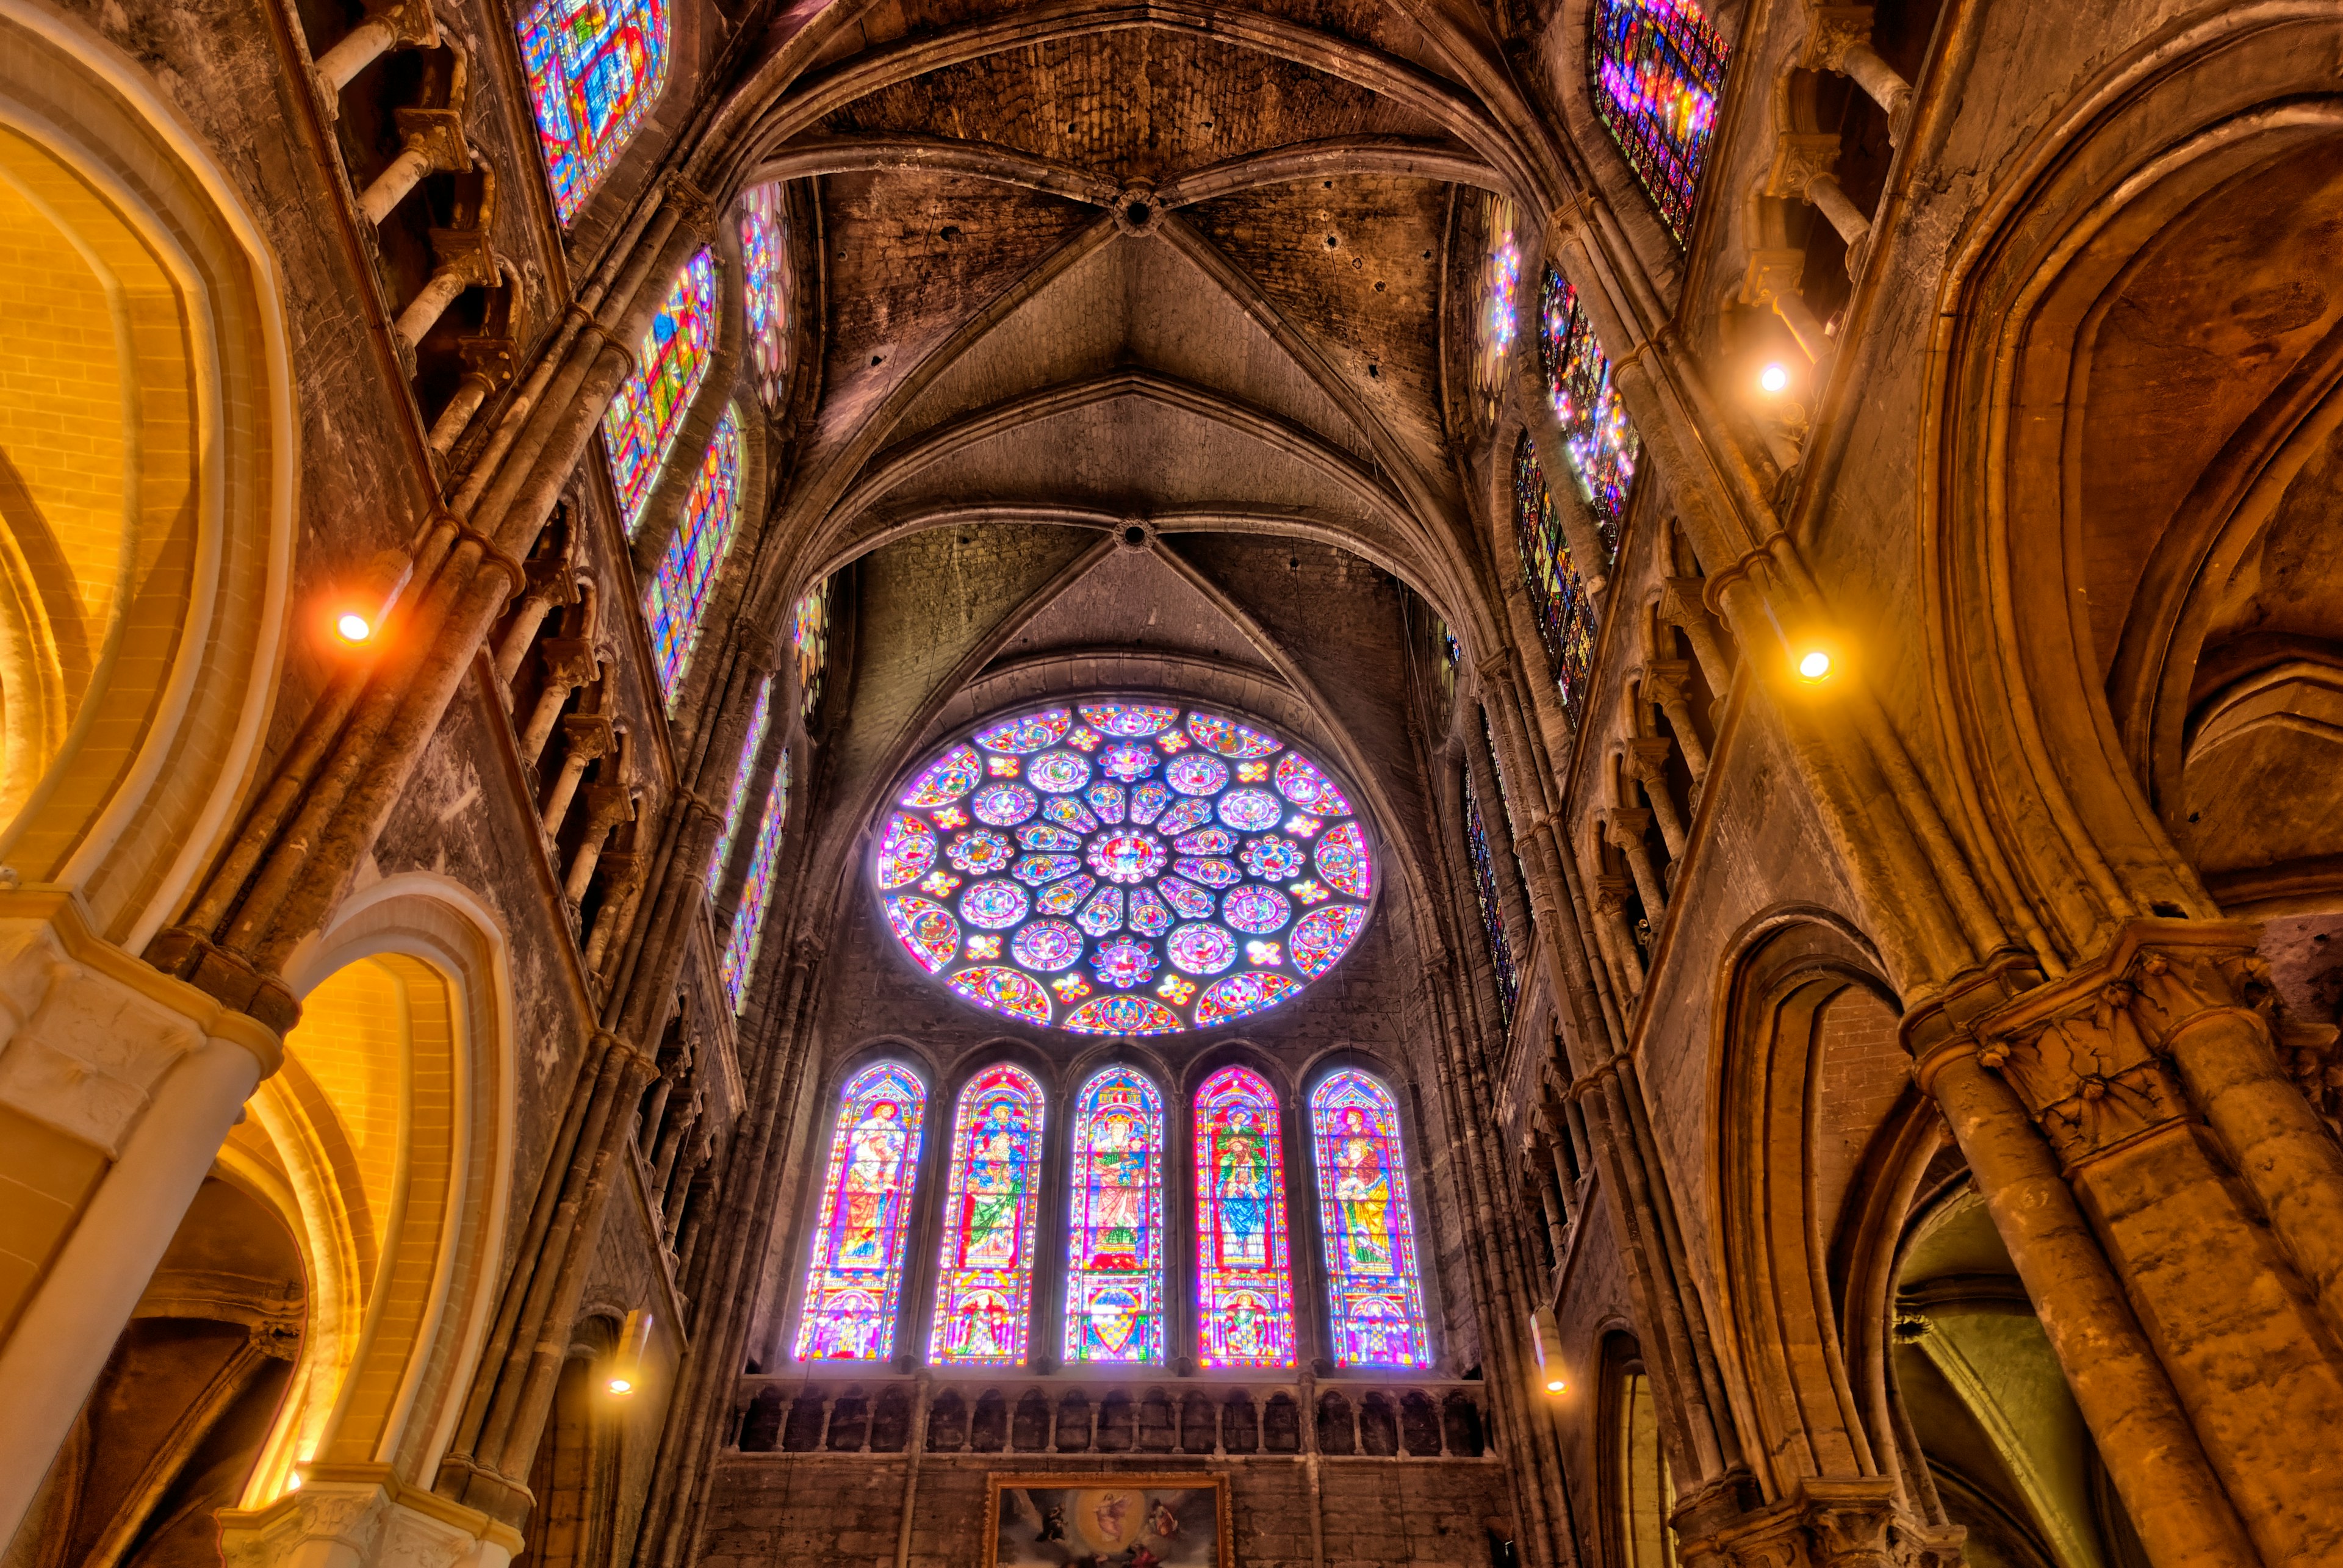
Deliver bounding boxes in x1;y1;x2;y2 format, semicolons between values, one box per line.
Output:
516;0;671;223
927;1065;1046;1365
1540;266;1640;551
708;674;773;890
1193;1066;1294;1368
796;1063;925;1362
791;578;830;719
604;248;719;530
739;183;790;411
1064;1066;1165;1365
644;405;742;698
1590;0;1729;243
1471;195;1523;433
719;747;788;1010
1514;435;1602;725
1463;771;1518;1025
1309;1070;1431;1368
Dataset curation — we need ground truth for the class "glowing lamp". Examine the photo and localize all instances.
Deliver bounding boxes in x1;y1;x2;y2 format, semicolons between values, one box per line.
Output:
1796;649;1834;682
1530;1306;1567;1398
328;548;415;653
334;612;373;644
1758;362;1791;395
608;1308;653;1396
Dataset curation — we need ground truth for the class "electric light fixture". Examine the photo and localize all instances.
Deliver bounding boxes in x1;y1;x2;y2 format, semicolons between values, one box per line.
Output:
1758;362;1791;395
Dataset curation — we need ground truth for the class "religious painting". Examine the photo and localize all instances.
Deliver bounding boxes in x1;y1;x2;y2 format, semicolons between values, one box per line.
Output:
984;1474;1230;1568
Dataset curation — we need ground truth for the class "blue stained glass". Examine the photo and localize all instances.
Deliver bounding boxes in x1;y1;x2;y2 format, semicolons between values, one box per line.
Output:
719;747;788;1011
1514;435;1602;727
516;0;671;222
928;1065;1046;1364
795;1062;924;1362
1310;1070;1431;1367
1193;1066;1295;1368
604;248;718;530
1473;195;1522;429
643;405;741;698
738;182;789;409
1591;0;1729;243
708;674;772;891
1540;266;1640;548
1064;1067;1165;1364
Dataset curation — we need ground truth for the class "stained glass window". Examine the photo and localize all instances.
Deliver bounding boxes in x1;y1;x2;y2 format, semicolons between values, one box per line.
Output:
1463;770;1518;1025
791;579;830;720
1540;266;1640;550
1193;1066;1295;1368
1063;1066;1165;1364
517;0;671;223
1310;1070;1431;1367
644;405;741;699
795;1062;924;1362
739;183;790;411
719;747;788;1011
1514;436;1602;727
708;674;773;890
1591;0;1729;243
873;699;1375;1035
1471;195;1523;431
927;1065;1045;1365
604;248;719;531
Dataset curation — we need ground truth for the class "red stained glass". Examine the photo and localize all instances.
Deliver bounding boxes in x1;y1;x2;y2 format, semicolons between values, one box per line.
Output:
928;1065;1046;1365
796;1063;924;1362
1193;1066;1294;1368
1310;1070;1431;1368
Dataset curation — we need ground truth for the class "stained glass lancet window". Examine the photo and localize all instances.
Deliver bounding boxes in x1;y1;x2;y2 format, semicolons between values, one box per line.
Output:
791;579;830;719
644;405;742;699
708;675;774;890
795;1063;924;1361
1194;1066;1295;1368
740;183;790;411
927;1065;1045;1365
1310;1070;1431;1368
1514;436;1602;726
1064;1066;1165;1364
1464;770;1518;1025
719;747;788;1010
1590;0;1729;243
1470;195;1523;431
517;0;671;223
604;248;719;530
1541;265;1641;551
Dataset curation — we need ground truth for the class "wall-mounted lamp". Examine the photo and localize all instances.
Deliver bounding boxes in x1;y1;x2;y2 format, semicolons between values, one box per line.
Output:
328;549;415;650
1530;1306;1567;1396
608;1308;653;1396
1758;361;1791;395
1796;648;1834;682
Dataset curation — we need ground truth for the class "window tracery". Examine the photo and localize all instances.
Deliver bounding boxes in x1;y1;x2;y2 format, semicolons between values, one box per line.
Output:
1471;195;1523;431
516;0;671;223
928;1065;1046;1365
643;404;740;698
796;1062;925;1362
708;674;772;890
1063;1066;1165;1365
604;247;718;530
719;745;786;1010
1539;265;1640;549
1193;1065;1295;1368
1513;436;1602;725
1590;0;1729;243
739;182;790;411
1310;1070;1430;1368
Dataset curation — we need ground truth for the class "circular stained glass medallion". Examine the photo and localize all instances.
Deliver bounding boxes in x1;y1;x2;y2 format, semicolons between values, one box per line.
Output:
873;697;1377;1032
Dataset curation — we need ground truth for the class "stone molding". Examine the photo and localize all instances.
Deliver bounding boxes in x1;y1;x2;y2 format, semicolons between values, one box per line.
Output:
218;1464;522;1568
1681;1478;1965;1568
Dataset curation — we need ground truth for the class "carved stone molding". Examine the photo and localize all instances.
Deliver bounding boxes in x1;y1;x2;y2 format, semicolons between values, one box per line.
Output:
219;1466;520;1568
1682;1478;1965;1568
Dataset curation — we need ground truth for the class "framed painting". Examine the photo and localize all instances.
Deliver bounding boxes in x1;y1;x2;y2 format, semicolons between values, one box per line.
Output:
983;1473;1231;1568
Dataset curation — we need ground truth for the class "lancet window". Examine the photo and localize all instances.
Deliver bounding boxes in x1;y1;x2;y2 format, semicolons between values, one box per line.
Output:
796;1063;926;1362
1590;0;1729;242
739;183;790;411
1513;436;1602;725
516;0;671;223
1309;1070;1431;1368
1470;195;1523;431
604;247;718;530
927;1065;1046;1365
1540;265;1640;549
708;674;772;890
643;405;741;697
1064;1066;1165;1364
719;746;788;1010
791;579;830;719
1193;1065;1296;1368
1463;769;1518;1024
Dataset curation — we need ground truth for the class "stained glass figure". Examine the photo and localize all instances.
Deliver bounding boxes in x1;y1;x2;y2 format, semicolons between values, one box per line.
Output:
873;699;1375;1034
1472;195;1523;431
927;1065;1045;1365
719;747;788;1011
1193;1066;1295;1368
516;0;670;222
738;182;790;410
708;674;773;890
1309;1070;1431;1367
1514;436;1602;727
792;578;830;719
644;405;742;698
1463;770;1518;1025
604;248;719;530
1540;265;1641;548
1064;1067;1165;1364
795;1062;924;1361
1590;0;1729;242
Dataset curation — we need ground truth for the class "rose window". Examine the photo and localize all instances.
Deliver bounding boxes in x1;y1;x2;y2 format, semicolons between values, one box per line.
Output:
874;699;1378;1035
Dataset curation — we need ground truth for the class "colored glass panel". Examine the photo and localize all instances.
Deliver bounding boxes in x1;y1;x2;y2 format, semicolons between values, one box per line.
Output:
738;182;789;409
1463;769;1517;1026
1591;0;1729;242
1472;194;1523;431
516;0;670;222
1310;1070;1431;1367
792;578;830;719
1539;266;1640;547
927;1065;1045;1364
795;1062;924;1361
1064;1067;1165;1364
708;674;774;890
719;747;788;1010
604;248;719;530
1513;435;1602;726
644;405;742;698
1193;1066;1294;1368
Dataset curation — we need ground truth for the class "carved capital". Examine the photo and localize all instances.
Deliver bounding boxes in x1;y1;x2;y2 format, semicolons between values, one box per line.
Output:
1594;875;1636;916
1602;808;1654;852
1741;248;1807;308
457;334;517;389
665;176;718;238
392;106;470;173
1766;133;1842;201
537;635;599;688
1801;5;1876;72
1625;736;1677;783
426;226;502;289
558;713;616;763
1686;1479;1963;1568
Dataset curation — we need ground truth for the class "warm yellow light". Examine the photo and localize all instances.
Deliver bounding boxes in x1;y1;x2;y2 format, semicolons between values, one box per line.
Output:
1544;1378;1567;1394
334;611;372;644
1758;362;1791;395
608;1376;635;1396
1797;649;1833;682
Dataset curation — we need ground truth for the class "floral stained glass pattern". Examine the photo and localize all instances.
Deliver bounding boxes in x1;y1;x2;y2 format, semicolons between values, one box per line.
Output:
708;674;773;890
605;248;718;530
1540;266;1641;550
791;578;830;719
1464;768;1517;1027
796;1063;924;1361
1310;1071;1431;1367
928;1065;1046;1365
872;698;1375;1034
1194;1066;1295;1368
1591;0;1730;242
1064;1068;1165;1364
1472;195;1523;432
516;0;670;222
738;182;789;410
644;406;742;699
719;747;788;1011
1514;436;1602;727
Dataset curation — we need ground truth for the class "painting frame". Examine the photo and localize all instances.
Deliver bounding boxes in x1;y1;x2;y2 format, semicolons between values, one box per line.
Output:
982;1472;1232;1568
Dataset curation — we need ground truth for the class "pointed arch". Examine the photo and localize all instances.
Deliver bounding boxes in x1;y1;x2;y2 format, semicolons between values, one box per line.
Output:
1064;1064;1167;1365
516;0;672;222
926;1063;1046;1365
794;1062;926;1362
1514;434;1602;725
1588;0;1729;243
1193;1064;1294;1368
644;403;743;697
1539;263;1641;547
603;247;719;530
708;674;774;890
1309;1068;1431;1368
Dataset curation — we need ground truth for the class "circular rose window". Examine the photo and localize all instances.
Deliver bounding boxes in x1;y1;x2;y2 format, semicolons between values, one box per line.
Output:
873;699;1377;1035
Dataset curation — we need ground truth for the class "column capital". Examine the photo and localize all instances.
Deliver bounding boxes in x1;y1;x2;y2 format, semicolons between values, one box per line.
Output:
1680;1477;1963;1568
1801;5;1877;72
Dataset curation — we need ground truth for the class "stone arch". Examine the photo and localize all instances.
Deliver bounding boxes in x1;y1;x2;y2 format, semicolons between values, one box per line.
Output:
1599;1330;1680;1568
